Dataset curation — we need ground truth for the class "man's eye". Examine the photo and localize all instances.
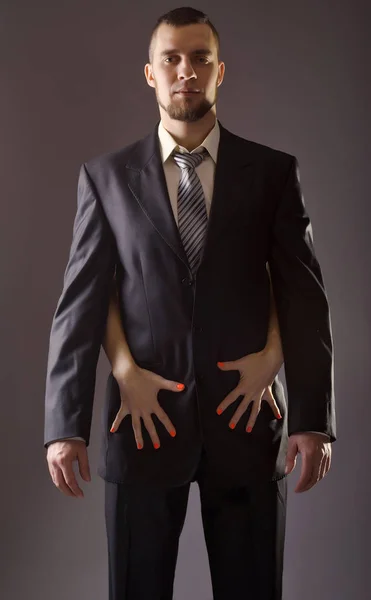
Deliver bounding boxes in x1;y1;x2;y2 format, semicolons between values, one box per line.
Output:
164;57;209;64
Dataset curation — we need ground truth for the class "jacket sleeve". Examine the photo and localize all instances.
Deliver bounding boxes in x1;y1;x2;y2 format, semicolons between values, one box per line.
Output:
268;156;337;442
44;163;117;448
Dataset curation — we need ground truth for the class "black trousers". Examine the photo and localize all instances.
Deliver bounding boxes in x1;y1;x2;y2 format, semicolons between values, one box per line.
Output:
104;446;287;600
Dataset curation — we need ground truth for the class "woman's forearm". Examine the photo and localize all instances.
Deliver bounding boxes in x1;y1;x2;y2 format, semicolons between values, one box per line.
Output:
102;268;284;377
102;280;136;377
262;265;284;369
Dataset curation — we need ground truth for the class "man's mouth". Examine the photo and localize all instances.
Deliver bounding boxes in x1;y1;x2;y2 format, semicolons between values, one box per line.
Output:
176;90;200;94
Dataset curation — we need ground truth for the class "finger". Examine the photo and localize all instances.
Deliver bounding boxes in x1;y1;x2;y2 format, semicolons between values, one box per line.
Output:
326;449;332;472
262;387;282;419
51;466;76;497
217;360;239;371
245;398;263;432
300;465;321;492
295;452;316;493
216;388;243;415
316;452;327;482
285;438;298;474
154;406;177;438
303;446;329;490
325;452;332;475
50;464;75;497
77;447;91;482
162;378;186;392
131;412;144;450
318;451;331;480
110;405;130;433
59;461;84;498
306;460;323;490
228;397;253;428
142;414;161;449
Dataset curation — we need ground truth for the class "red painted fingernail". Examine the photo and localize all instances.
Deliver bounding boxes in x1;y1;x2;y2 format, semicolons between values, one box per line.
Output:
176;383;185;390
154;443;160;449
217;362;224;367
247;426;252;433
216;408;223;415
110;427;115;433
137;442;143;449
170;430;176;437
229;422;236;429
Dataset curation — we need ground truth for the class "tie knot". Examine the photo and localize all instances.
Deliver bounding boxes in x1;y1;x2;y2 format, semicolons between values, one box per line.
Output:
172;148;208;170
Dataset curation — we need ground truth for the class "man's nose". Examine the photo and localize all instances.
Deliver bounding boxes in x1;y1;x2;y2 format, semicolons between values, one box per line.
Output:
177;61;197;80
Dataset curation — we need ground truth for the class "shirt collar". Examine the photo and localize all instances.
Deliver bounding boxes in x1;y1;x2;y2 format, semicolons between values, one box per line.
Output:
158;118;220;164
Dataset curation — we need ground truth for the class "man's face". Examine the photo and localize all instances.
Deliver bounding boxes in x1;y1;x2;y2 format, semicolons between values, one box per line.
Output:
145;23;225;122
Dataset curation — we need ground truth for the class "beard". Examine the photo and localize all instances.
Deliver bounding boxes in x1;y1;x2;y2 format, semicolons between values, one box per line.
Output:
155;86;218;122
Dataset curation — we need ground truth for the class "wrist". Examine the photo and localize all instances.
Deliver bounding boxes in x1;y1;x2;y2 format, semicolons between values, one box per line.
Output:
258;341;284;374
112;357;137;379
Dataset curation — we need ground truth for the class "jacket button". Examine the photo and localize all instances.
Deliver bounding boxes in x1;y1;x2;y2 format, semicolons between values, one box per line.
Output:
181;277;193;286
193;325;203;333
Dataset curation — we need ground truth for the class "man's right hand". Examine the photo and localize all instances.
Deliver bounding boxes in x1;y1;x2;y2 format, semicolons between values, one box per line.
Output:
46;440;91;498
110;363;185;450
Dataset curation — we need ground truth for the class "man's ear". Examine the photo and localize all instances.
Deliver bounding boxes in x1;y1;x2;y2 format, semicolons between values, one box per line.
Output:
217;62;225;87
144;63;155;88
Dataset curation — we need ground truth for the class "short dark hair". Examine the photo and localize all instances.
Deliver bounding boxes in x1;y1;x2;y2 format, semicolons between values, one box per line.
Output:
148;6;220;63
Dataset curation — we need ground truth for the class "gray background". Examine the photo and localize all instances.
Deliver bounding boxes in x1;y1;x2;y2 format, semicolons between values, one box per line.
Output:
1;1;369;598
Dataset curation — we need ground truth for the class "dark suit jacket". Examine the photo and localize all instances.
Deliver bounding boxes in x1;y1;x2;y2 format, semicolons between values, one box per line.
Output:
44;119;336;487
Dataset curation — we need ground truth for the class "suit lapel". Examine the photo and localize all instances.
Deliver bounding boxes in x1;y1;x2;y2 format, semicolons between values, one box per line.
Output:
125;119;254;272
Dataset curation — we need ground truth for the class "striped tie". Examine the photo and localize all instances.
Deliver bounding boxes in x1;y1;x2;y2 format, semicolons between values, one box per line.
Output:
172;148;208;274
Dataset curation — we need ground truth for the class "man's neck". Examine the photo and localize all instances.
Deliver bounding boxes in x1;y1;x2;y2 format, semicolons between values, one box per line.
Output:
160;111;217;152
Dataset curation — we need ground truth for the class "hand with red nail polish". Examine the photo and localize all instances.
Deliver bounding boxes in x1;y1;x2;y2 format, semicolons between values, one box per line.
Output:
109;363;183;450
215;342;284;433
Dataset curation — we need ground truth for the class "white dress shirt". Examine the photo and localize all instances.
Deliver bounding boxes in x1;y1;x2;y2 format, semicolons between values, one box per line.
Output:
48;118;329;446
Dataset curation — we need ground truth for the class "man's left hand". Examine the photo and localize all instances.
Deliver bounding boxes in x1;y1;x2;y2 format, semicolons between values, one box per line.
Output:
286;432;332;493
